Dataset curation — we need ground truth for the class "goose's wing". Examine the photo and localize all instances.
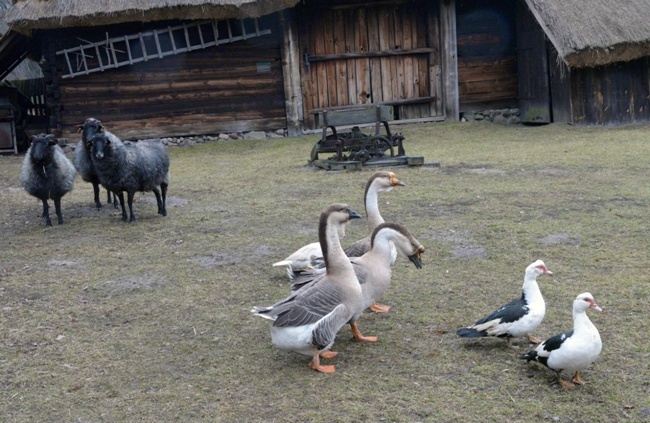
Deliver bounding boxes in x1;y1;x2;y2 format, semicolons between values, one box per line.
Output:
344;237;370;258
273;281;344;328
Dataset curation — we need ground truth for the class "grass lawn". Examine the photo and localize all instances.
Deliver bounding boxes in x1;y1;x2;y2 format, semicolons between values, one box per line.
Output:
0;121;649;422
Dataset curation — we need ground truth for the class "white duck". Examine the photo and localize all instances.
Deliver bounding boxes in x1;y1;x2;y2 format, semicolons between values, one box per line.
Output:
290;222;425;341
520;292;602;388
456;260;553;348
252;204;363;373
272;171;405;271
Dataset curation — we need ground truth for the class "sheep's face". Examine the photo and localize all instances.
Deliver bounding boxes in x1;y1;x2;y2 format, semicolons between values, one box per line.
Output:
90;133;110;160
29;134;57;164
80;118;104;146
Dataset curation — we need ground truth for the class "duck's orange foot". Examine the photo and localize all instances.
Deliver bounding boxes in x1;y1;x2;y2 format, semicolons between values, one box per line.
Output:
571;372;587;385
308;362;336;373
559;378;576;388
526;334;542;344
370;303;391;313
320;351;338;359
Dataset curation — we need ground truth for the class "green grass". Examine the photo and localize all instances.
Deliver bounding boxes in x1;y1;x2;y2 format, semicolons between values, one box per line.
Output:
1;122;649;422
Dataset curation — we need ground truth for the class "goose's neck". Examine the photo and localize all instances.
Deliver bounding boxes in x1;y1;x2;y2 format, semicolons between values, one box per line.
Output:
368;231;395;263
365;187;384;233
321;221;353;278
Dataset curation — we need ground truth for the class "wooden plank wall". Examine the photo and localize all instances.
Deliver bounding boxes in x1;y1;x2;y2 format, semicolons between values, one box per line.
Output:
44;17;287;140
571;57;650;125
456;0;518;111
297;0;438;128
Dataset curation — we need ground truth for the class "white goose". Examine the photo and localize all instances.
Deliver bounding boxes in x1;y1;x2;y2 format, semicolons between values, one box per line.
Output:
456;260;553;348
252;204;363;373
290;222;425;341
520;292;602;388
272;171;405;271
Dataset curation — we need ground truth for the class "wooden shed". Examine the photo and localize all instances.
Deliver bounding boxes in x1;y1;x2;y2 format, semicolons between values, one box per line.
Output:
1;0;649;141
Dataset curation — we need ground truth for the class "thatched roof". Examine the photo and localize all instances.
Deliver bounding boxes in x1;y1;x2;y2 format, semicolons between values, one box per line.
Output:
4;0;301;34
525;0;650;68
1;0;41;81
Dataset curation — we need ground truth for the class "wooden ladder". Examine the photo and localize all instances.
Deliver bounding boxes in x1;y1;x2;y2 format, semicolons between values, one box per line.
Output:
56;18;271;79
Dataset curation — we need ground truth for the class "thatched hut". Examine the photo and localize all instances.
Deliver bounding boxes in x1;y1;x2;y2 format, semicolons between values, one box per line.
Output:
518;0;650;124
0;0;648;141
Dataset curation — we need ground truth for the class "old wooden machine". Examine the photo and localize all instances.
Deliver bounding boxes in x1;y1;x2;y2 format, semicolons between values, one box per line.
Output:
309;105;424;171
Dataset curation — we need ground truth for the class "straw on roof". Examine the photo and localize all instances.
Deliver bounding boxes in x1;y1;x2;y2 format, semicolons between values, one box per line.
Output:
1;0;42;81
525;0;650;67
5;0;301;33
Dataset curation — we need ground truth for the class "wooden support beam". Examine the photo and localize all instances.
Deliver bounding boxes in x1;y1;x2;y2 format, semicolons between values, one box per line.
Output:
440;0;459;120
280;10;304;137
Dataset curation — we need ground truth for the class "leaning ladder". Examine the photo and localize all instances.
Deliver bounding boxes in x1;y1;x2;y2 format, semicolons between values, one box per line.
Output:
56;18;271;79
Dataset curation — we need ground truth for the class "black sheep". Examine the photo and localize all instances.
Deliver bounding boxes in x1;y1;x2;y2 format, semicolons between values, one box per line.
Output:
20;134;76;226
90;131;170;222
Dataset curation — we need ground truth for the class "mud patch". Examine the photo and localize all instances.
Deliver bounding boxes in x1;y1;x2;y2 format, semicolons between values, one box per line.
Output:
47;258;83;269
538;232;581;245
136;195;189;207
451;244;487;259
97;272;168;296
466;168;507;175
189;252;244;268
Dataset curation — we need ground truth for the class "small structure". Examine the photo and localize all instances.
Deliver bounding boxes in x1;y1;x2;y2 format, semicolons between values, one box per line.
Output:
309;105;425;171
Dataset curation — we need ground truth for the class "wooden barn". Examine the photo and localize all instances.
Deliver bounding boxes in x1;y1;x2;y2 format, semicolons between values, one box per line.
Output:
1;0;649;141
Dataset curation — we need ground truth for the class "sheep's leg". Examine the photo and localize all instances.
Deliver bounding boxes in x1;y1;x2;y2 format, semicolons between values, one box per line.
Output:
160;182;168;216
127;191;136;223
41;199;52;227
152;187;164;216
108;189;119;209
117;192;128;222
54;196;64;225
93;182;102;209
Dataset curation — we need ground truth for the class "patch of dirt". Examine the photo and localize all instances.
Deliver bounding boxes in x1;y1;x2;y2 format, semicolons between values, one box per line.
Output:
96;272;168;296
47;258;84;269
189;252;244;268
135;195;189;206
538;232;581;245
451;244;487;259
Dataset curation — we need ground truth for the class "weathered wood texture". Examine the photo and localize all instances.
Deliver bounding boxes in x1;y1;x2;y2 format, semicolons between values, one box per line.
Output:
296;0;442;129
440;0;459;120
41;17;287;140
570;56;650;125
456;0;517;111
516;0;550;123
548;43;572;123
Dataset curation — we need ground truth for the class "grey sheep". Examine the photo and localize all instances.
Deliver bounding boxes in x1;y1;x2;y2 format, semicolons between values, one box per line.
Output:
89;129;169;222
73;117;119;209
20;134;76;227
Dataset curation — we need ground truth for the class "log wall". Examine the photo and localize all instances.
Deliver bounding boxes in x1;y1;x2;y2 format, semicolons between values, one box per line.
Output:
571;57;650;125
40;17;287;140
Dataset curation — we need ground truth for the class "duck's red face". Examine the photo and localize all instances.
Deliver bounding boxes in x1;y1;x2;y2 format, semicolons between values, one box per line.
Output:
584;297;603;312
536;263;553;275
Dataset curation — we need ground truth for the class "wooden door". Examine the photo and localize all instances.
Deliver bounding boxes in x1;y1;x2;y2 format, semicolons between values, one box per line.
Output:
298;1;443;128
516;2;550;123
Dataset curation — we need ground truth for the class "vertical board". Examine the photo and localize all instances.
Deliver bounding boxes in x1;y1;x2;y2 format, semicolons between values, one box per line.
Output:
548;43;572;123
516;1;550;123
354;8;371;104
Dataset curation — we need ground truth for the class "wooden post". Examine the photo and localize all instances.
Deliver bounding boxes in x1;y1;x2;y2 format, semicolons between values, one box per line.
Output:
440;0;459;121
280;10;304;137
426;3;443;117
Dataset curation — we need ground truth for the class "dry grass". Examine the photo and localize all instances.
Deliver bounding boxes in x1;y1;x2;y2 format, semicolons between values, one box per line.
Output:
0;122;649;422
